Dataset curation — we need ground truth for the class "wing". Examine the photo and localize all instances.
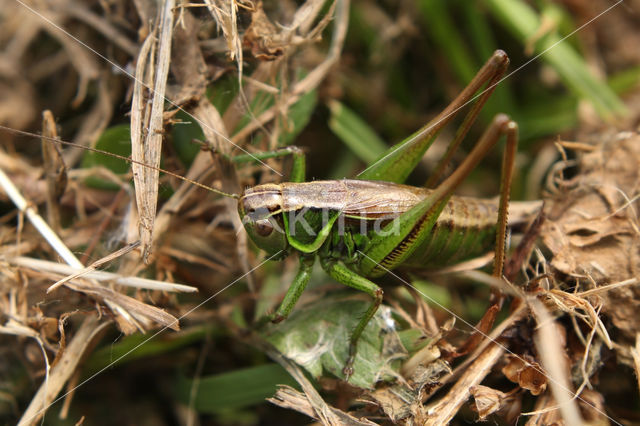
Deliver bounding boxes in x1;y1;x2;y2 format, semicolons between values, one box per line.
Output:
280;180;428;219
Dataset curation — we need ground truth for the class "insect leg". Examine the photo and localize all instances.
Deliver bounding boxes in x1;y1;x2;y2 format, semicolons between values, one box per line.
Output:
425;58;509;188
271;254;315;323
455;120;517;356
493;121;517;278
359;50;509;184
320;257;384;378
232;146;306;182
359;114;516;276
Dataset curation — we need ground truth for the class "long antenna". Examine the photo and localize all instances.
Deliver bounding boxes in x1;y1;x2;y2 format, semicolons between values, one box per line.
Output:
0;125;239;199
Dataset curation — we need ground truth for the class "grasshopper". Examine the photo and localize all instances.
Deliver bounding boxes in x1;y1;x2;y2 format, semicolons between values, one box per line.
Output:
237;50;540;376
0;50;539;379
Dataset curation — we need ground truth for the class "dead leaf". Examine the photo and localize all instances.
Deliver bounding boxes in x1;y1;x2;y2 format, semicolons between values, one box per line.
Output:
502;354;547;396
470;385;517;421
243;2;286;60
541;131;640;348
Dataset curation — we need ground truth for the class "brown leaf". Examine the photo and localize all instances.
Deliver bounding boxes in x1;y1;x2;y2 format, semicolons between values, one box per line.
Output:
243;2;286;60
541;132;640;345
470;385;516;421
502;354;547;395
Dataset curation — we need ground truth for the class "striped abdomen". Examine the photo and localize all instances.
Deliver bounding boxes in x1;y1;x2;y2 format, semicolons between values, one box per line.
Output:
401;195;498;268
366;195;500;276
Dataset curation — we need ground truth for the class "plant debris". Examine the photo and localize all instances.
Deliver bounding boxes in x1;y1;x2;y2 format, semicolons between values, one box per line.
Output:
0;1;639;425
542;131;640;365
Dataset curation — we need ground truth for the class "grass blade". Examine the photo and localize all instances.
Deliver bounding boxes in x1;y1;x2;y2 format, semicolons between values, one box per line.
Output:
485;0;627;120
328;100;387;165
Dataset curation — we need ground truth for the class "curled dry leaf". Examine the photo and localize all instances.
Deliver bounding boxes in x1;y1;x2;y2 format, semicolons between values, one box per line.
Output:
470;385;518;421
502;354;547;396
541;131;640;357
243;1;287;60
27;316;59;342
365;358;450;422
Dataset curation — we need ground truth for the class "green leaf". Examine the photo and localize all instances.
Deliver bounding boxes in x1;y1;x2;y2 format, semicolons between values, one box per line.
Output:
264;293;407;389
232;71;317;148
410;280;453;308
328;100;388;165
172;75;241;167
277;87;317;146
609;65;640;94
232;86;275;139
81;124;131;190
175;364;297;413
207;74;240;115
461;3;516;118
82;326;213;378
516;95;578;140
171;110;205;167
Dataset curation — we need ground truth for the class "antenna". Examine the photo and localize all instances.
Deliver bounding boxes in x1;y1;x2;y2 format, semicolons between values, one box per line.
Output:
0;125;239;199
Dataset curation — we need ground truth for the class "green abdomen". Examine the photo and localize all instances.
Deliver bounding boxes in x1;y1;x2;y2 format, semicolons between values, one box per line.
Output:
382;195;498;271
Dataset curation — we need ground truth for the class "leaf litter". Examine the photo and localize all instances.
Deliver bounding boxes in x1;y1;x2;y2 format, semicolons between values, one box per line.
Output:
0;1;639;425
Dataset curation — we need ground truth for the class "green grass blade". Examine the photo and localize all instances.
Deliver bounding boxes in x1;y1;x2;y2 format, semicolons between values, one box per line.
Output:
484;0;627;120
232;72;317;147
328;100;388;165
171;110;205;166
516;96;578;140
81;125;131;190
82;327;213;378
175;364;297;413
277;86;317;146
462;5;516;117
609;65;640;94
417;0;477;83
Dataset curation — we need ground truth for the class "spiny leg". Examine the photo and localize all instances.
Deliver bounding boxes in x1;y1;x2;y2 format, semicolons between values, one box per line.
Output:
493;122;517;278
359;50;509;184
359;114;517;277
425;61;509;188
457;119;518;356
356;115;518;357
320;257;383;378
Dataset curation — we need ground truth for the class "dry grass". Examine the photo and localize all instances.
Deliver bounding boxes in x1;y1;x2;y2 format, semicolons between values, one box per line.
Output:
0;0;639;425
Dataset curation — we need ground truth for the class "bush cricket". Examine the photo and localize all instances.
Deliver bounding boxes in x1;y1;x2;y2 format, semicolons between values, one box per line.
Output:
0;50;541;379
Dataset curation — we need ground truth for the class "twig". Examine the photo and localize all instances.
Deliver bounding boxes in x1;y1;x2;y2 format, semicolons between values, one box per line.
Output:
262;341;376;425
231;0;349;142
0;166;82;268
631;334;640;398
45;242;141;292
7;255;197;293
530;298;583;425
63;2;138;56
424;342;505;425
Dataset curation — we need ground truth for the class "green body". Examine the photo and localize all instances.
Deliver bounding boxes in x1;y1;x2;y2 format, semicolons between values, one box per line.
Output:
242;179;501;276
238;51;530;378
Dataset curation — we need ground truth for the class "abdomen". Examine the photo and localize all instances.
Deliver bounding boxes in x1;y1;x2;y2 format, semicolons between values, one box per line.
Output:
396;195;499;269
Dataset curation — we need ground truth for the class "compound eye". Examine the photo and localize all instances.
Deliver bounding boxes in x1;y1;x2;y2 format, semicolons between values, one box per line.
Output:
255;219;274;237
